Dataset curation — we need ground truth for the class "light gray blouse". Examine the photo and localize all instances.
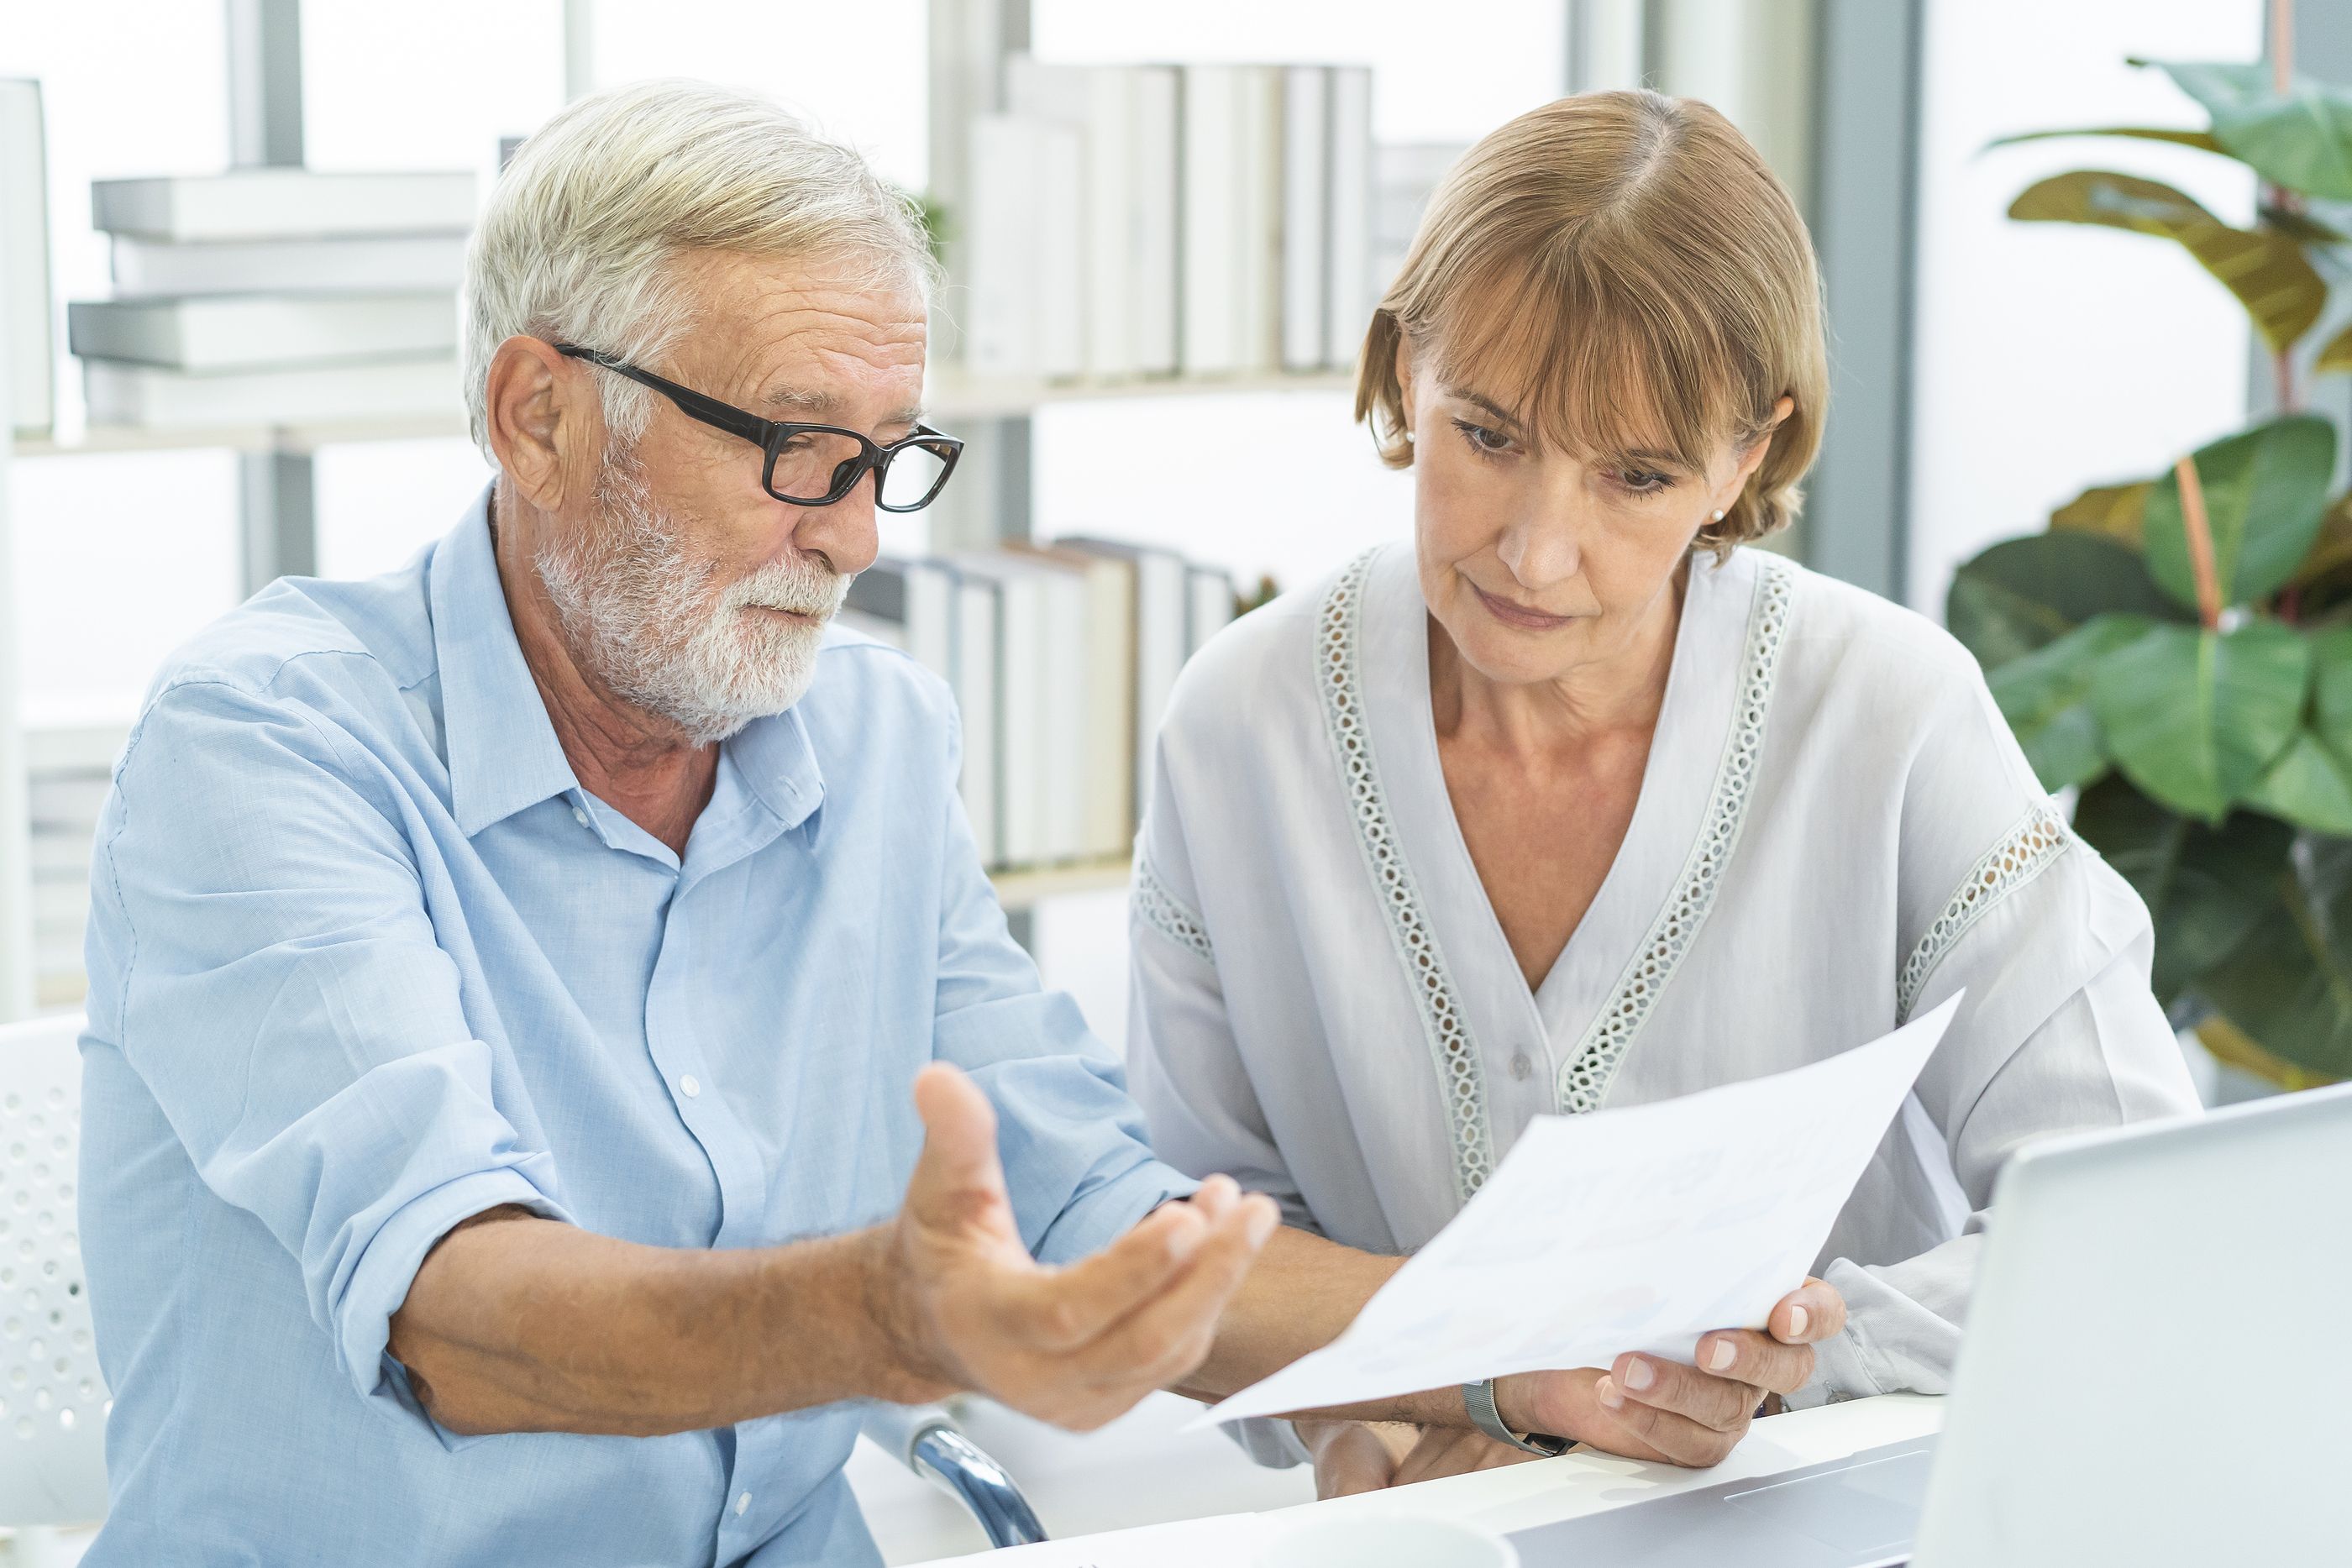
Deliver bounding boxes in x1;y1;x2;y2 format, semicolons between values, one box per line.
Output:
1127;542;2198;1450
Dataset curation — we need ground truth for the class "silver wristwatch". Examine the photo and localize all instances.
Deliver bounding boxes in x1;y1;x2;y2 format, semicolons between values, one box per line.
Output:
1462;1377;1572;1456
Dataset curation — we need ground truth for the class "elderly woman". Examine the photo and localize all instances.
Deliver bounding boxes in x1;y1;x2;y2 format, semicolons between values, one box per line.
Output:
1127;89;2201;1492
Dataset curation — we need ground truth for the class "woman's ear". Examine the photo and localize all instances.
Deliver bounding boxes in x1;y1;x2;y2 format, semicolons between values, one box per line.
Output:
1727;394;1795;490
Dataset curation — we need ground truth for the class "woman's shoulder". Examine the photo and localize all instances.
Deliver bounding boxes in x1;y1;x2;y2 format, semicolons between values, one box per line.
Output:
1764;552;1982;693
1161;546;1384;747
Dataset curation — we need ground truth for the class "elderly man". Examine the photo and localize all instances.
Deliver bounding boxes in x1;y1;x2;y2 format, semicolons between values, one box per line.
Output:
76;81;1841;1566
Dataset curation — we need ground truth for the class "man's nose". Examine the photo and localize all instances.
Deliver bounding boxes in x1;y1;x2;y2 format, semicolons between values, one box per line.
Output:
790;482;881;578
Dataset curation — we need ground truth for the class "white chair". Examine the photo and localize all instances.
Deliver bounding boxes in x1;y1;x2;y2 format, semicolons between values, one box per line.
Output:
0;1012;108;1567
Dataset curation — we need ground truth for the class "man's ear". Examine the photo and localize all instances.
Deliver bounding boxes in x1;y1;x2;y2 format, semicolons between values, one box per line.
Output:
485;336;595;513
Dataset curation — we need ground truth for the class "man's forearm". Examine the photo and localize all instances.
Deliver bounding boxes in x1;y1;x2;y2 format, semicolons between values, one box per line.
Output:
389;1209;945;1437
1171;1226;1477;1429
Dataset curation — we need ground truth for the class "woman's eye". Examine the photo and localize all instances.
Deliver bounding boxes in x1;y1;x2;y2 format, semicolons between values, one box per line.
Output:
1451;417;1513;457
1614;469;1673;495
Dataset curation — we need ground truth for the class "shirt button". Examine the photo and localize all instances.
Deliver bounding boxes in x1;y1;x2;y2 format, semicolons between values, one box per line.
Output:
734;1492;751;1517
680;1074;701;1099
571;806;590;827
1509;1052;1534;1082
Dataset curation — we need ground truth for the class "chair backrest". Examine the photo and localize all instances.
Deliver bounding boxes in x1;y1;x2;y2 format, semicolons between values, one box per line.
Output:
0;1012;109;1526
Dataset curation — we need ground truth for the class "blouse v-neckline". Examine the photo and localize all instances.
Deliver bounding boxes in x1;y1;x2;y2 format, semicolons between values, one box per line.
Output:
1346;543;1786;1146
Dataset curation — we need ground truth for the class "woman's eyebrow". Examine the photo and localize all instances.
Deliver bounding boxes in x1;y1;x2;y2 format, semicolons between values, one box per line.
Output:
1452;388;1529;433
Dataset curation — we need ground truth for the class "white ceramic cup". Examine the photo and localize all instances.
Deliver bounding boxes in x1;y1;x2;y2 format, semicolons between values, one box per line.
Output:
1255;1514;1520;1568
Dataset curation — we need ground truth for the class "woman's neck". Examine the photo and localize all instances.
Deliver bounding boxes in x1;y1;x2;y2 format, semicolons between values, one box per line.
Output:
1429;559;1688;758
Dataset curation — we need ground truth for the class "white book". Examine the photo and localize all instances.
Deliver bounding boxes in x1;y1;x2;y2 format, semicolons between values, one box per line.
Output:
1280;66;1331;374
1179;65;1245;375
68;291;457;371
1057;536;1189;828
946;554;1048;868
948;570;1002;868
1131;66;1182;377
91;169;477;242
2;78;54;436
1236;66;1286;375
83;355;459;428
110;232;469;298
966;115;1084;380
1008;59;1137;381
1188;564;1236;656
1017;543;1135;859
1325;66;1377;372
845;556;958;679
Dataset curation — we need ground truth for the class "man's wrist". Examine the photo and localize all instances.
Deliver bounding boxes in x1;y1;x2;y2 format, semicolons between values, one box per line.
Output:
848;1225;958;1403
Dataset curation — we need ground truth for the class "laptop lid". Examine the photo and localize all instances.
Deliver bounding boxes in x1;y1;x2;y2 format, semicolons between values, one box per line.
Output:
1912;1081;2352;1566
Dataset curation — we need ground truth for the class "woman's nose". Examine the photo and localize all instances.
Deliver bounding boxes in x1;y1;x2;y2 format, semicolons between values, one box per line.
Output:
1497;512;1583;592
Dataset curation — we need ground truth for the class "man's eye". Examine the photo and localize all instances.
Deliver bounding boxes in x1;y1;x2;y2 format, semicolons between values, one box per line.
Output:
1451;418;1512;456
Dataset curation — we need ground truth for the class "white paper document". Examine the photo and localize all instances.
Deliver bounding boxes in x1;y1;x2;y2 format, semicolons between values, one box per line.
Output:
1198;994;1963;1427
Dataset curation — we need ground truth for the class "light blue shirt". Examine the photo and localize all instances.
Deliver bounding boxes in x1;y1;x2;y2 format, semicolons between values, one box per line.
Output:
77;490;1189;1567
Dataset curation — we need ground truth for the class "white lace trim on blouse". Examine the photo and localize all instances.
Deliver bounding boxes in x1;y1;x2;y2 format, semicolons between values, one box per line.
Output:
1896;802;2072;1023
1555;553;1799;1114
1133;852;1215;965
1319;550;1498;1198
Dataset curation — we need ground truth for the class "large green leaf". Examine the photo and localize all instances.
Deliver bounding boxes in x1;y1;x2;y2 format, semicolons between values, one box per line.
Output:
2141;415;2338;611
1988;125;2225;155
2072;776;2293;1000
2008;170;2328;351
1985;615;2150;791
2319;320;2352;376
2193;836;2352;1080
2048;480;2151;548
2137;60;2352;201
2246;732;2352;835
1945;532;2177;670
2088;619;2308;821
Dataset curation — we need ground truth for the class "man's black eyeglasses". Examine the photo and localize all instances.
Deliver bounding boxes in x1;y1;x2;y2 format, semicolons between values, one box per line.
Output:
555;343;963;513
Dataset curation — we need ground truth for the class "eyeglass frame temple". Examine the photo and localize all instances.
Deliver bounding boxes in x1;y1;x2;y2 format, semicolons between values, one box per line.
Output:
552;343;963;511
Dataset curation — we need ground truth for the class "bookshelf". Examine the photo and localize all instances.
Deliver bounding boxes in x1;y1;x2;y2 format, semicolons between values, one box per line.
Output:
0;0;1381;1015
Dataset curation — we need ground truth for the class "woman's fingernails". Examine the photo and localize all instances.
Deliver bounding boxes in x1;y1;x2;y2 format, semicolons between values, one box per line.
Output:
1621;1358;1655;1392
1597;1376;1621;1409
1708;1338;1738;1372
1787;1303;1810;1339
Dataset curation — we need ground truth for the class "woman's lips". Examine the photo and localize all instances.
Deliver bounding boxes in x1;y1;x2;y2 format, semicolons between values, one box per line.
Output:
1473;582;1575;631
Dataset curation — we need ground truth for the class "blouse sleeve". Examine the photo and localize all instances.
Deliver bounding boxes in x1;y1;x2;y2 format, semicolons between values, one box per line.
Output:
1789;658;2201;1406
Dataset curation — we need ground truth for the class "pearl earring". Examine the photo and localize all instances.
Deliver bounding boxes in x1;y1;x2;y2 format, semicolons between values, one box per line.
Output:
1712;510;1725;522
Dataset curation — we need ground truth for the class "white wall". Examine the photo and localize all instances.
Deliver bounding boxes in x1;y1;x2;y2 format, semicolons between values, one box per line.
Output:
1906;0;2262;616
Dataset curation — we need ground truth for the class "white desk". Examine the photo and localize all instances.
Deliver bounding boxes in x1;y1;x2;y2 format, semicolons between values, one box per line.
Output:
912;1394;1944;1565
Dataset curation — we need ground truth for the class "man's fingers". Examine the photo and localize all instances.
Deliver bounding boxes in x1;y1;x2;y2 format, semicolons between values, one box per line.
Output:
1071;1193;1278;1385
906;1064;1011;1230
1593;1375;1742;1467
1690;1329;1816;1397
1608;1352;1758;1434
1009;1201;1210;1350
1769;1278;1847;1345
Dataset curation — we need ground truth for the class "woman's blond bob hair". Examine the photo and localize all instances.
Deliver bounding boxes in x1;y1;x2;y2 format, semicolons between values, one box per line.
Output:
1356;89;1829;554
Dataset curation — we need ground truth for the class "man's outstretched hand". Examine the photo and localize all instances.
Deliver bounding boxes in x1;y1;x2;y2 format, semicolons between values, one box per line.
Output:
869;1062;1280;1429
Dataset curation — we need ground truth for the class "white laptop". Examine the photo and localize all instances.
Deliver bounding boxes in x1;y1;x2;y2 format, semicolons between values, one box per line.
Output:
1507;1079;2352;1566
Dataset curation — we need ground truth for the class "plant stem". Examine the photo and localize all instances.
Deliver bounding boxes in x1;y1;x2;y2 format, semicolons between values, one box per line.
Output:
2271;0;2301;412
2176;454;2223;630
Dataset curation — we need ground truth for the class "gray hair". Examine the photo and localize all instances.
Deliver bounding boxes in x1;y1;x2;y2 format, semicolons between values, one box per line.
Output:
462;78;938;461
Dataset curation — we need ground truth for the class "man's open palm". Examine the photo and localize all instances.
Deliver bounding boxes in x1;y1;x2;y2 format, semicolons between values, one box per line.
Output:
880;1062;1279;1429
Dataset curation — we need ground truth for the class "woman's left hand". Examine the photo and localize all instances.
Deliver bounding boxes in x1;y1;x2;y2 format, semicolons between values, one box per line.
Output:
1501;1276;1849;1468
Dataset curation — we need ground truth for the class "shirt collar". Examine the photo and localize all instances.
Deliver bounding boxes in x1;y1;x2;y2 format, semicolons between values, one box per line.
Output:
727;705;827;836
429;486;581;836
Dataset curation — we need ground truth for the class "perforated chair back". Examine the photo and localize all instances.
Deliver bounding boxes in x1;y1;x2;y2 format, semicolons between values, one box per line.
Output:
0;1013;109;1525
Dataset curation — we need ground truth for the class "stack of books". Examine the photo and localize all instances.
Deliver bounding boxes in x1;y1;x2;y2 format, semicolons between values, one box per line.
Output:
966;59;1374;383
68;168;475;428
842;539;1237;871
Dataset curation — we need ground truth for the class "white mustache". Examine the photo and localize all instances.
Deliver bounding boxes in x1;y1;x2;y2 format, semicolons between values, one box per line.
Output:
724;558;849;618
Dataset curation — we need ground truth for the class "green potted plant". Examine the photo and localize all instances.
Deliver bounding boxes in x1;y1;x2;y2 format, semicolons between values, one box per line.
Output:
1945;27;2352;1088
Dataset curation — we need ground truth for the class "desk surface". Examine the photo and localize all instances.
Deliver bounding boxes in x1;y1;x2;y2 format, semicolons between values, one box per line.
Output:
913;1394;1945;1565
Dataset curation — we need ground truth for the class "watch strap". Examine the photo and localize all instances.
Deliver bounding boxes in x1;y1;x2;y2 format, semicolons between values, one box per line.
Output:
1462;1378;1571;1456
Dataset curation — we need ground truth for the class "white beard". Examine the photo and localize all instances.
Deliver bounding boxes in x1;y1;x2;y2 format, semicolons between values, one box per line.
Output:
533;456;848;746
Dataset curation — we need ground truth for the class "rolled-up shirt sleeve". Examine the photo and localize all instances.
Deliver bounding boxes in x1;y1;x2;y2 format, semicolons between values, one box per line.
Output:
82;674;571;1417
922;711;1196;1266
